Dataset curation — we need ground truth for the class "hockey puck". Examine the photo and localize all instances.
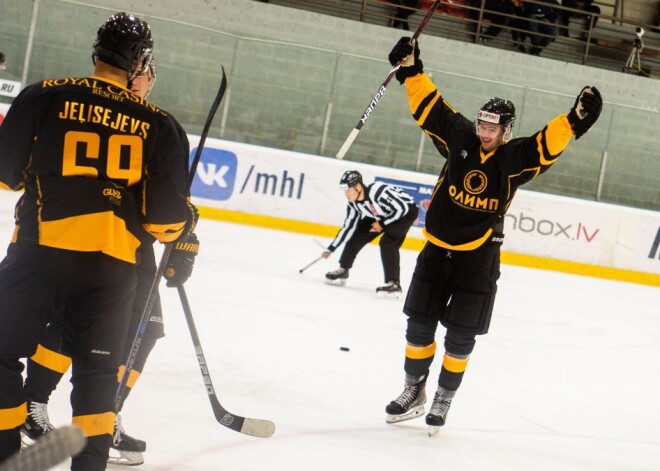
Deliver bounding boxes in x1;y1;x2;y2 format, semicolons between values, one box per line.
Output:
340;346;350;352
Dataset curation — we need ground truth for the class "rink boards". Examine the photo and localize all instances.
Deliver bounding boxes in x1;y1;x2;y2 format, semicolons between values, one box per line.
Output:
186;136;660;287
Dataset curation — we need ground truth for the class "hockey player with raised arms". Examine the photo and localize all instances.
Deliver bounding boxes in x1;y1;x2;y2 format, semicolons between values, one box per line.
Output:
384;37;602;435
323;170;419;297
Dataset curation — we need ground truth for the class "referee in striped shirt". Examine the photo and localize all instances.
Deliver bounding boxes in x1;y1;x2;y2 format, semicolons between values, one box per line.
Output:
323;170;418;296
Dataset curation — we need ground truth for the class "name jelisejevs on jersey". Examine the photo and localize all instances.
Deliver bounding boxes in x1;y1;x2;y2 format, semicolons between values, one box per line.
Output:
58;100;151;138
44;77;162;139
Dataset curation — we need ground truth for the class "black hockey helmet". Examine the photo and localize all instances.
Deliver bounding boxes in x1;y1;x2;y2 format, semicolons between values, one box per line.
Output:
92;12;153;76
339;170;363;189
0;51;5;70
475;97;516;142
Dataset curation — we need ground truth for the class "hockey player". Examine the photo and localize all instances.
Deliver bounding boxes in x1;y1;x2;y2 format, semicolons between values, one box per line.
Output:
323;170;419;297
0;12;196;470
384;37;602;434
19;57;197;466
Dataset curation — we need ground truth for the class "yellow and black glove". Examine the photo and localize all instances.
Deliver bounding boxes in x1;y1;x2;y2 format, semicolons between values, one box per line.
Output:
388;37;423;84
567;86;602;139
164;232;200;287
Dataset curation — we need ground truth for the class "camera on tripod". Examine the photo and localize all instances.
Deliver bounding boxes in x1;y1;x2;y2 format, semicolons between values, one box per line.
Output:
622;26;648;75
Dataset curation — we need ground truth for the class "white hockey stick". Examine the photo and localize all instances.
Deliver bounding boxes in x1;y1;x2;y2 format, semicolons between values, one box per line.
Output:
312;238;327;250
299;255;324;274
336;0;443;159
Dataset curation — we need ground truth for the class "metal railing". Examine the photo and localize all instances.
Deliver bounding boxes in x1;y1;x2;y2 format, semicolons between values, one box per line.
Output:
270;0;660;77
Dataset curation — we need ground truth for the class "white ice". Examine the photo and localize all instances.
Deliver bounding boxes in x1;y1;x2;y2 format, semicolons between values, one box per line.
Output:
0;192;658;471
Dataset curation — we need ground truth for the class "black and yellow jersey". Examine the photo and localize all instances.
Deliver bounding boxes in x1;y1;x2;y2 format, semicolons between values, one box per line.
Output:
404;73;574;251
0;76;190;263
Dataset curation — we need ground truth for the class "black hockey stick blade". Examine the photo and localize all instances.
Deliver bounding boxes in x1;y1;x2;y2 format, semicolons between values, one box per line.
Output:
186;65;227;193
336;0;442;159
177;283;276;438
0;425;86;471
210;391;276;438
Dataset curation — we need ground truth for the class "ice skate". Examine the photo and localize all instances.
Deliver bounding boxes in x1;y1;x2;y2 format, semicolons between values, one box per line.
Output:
325;267;349;286
108;413;146;466
376;281;402;299
426;386;455;436
21;401;55;446
385;374;427;423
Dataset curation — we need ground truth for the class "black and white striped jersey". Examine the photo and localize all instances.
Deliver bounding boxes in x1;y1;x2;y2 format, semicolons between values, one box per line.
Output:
328;181;417;252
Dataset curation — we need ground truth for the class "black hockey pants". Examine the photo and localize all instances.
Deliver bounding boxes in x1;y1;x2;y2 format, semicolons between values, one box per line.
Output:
339;206;418;283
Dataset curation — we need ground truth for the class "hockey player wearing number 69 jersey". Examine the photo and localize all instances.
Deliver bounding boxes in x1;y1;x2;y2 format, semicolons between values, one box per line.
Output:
19;56;199;467
0;12;194;471
322;170;419;297
384;37;603;435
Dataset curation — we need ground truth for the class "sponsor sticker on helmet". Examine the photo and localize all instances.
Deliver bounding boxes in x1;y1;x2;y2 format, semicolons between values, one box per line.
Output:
477;110;500;124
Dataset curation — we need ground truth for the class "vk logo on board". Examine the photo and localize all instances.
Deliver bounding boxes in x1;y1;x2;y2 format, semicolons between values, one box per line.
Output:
191;148;237;201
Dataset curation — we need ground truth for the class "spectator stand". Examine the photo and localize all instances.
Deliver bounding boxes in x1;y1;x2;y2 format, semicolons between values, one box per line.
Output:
264;0;660;77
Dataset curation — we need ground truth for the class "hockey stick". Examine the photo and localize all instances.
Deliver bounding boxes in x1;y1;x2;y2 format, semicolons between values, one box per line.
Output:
115;67;227;411
117;67;274;439
173;69;273;438
299;255;324;274
312;238;327;250
0;425;85;471
176;284;276;438
335;0;442;160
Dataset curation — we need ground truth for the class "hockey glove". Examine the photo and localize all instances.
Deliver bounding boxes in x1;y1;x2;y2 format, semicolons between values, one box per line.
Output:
388;37;423;85
164;232;200;287
567;86;602;140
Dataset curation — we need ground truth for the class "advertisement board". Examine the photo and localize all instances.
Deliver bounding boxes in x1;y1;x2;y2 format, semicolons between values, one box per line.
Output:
187;136;660;285
0;98;657;285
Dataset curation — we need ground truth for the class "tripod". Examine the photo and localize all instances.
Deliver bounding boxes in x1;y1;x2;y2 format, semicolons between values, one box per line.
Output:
622;37;644;74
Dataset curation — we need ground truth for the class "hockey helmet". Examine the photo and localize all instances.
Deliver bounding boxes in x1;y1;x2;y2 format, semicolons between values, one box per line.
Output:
339;170;363;190
0;51;5;71
475;97;516;143
92;12;153;77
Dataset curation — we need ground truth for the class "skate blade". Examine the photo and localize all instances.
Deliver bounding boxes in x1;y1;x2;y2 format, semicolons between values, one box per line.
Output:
428;425;441;437
325;279;346;286
107;450;144;466
20;432;36;448
385;405;425;424
376;291;402;300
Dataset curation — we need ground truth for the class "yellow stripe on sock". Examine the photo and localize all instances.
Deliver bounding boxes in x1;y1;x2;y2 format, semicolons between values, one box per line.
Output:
442;354;469;373
72;411;115;437
406;342;437;360
31;344;72;374
0;402;27;430
117;365;141;389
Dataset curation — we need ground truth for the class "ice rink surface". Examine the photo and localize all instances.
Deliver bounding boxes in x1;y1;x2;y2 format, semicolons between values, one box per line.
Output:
0;192;658;470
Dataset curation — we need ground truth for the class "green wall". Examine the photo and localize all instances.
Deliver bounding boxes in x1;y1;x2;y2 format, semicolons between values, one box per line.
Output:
0;0;658;209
